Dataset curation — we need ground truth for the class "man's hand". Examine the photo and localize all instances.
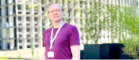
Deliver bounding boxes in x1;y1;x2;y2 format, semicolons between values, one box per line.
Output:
42;47;46;60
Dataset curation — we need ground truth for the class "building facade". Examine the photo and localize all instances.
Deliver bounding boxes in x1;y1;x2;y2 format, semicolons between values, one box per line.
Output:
0;0;139;51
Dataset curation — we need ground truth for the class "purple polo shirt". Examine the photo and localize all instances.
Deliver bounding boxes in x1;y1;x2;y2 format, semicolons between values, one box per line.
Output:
43;23;80;59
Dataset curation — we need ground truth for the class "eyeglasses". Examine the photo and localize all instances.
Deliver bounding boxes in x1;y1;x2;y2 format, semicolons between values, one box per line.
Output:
48;10;62;14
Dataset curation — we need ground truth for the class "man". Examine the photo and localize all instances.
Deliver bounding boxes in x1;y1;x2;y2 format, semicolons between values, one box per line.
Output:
42;3;80;59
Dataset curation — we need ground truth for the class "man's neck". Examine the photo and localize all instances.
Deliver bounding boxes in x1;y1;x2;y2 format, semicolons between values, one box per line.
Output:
52;20;63;28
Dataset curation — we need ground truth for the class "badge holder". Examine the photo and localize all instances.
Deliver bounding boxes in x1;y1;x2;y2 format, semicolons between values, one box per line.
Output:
47;48;54;57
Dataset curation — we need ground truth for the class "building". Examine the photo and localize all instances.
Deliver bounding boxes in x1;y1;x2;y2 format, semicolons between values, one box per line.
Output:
0;0;46;50
0;0;139;59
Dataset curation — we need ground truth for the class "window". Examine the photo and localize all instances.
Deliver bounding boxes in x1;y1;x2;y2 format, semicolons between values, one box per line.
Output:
19;39;22;43
18;16;22;21
118;0;120;4
35;45;38;47
35;28;38;32
35;39;38;42
0;45;1;49
42;22;45;26
35;34;38;37
42;6;45;11
27;39;30;43
41;0;45;4
19;46;22;49
34;17;38;22
35;24;38;26
6;7;8;15
0;0;1;5
18;28;22;31
13;5;16;14
27;45;31;48
27;28;30;32
6;0;8;4
26;11;30;14
18;11;21;14
0;19;1;27
18;5;21;10
13;0;15;2
0;32;1;38
26;17;30;21
18;24;22;26
34;12;38;15
19;34;22;37
0;8;1;16
26;24;30;26
27;34;30;37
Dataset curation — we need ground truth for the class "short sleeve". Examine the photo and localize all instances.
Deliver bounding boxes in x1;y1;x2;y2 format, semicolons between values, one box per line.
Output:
69;26;80;46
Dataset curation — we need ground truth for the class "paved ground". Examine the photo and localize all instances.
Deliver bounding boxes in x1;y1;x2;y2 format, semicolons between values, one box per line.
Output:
0;48;44;59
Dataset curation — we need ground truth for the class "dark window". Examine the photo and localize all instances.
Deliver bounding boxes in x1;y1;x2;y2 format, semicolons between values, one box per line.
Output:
18;24;22;26
41;0;45;4
13;5;16;14
0;19;1;27
6;0;8;4
34;12;38;15
27;39;30;42
0;8;1;16
35;28;38;32
26;12;30;14
35;45;38;47
27;24;30;26
18;28;22;32
18;16;22;21
7;17;9;22
27;28;30;32
35;39;38;42
19;35;22;37
18;11;22;14
26;17;30;21
13;0;15;2
42;6;44;11
19;46;22;49
0;34;1;39
6;7;8;15
27;45;31;48
19;39;22;43
35;24;38;26
18;5;21;10
27;34;30;37
0;44;1;49
34;17;38;22
0;40;1;44
118;0;120;4
35;34;38;37
0;0;1;5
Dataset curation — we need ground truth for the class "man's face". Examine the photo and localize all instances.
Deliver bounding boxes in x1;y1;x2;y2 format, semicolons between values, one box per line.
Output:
47;4;63;22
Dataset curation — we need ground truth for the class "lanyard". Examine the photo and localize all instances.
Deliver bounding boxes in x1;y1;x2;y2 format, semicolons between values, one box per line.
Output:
50;21;64;51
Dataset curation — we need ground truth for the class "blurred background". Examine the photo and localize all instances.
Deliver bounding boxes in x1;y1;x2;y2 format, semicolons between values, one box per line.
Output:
0;0;139;59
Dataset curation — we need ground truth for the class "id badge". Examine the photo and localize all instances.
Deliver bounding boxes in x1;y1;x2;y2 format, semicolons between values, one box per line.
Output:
47;51;54;57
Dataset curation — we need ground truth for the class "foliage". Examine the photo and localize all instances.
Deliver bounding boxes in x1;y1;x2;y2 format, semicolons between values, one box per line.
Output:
0;57;8;60
82;0;139;59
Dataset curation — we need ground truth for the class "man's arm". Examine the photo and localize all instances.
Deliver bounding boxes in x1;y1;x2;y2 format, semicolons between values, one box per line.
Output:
42;47;45;59
71;45;80;60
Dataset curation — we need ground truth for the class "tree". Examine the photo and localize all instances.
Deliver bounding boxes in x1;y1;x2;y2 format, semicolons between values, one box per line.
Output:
83;0;139;58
